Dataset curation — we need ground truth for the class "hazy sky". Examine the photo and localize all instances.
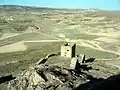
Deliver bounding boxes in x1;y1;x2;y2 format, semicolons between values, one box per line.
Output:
0;0;120;10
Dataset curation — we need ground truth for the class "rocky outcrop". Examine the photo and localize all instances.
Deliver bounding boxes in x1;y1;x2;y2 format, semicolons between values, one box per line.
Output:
7;64;75;90
7;52;94;90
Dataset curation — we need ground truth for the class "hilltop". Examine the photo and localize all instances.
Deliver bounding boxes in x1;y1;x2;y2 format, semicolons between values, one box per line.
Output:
0;5;120;90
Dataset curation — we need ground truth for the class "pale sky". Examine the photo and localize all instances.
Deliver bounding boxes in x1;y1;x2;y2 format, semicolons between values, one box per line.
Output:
0;0;120;10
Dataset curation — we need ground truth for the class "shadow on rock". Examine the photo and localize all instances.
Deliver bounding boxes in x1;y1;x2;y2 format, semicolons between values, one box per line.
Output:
85;58;96;63
75;74;120;90
80;65;93;71
0;75;15;84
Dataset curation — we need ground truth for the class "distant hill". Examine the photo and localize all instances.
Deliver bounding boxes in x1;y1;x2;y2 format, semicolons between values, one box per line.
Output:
0;5;57;12
0;5;104;13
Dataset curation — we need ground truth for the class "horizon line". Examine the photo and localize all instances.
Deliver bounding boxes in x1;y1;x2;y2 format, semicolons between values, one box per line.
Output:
0;4;120;11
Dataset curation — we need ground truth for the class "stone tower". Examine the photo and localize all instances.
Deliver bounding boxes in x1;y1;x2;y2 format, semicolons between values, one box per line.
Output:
61;42;76;58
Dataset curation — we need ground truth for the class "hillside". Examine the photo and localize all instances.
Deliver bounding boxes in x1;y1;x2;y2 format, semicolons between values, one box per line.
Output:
0;5;120;90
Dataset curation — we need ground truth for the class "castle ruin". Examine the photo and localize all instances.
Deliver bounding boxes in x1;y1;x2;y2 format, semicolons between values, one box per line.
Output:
61;42;76;58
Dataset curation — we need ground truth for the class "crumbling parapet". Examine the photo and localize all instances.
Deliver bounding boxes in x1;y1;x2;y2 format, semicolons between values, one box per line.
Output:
70;55;86;70
36;52;59;65
79;54;86;63
70;57;79;70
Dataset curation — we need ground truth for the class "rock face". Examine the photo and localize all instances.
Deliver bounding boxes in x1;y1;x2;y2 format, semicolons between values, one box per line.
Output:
8;64;74;90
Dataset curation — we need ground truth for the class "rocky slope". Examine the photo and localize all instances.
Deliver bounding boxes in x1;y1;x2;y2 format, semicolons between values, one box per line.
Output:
7;63;90;90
